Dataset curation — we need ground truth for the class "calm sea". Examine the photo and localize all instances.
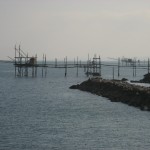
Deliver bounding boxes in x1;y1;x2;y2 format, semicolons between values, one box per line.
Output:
0;62;150;150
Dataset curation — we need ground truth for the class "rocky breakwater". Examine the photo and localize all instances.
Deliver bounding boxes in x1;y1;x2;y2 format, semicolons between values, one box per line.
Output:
70;78;150;111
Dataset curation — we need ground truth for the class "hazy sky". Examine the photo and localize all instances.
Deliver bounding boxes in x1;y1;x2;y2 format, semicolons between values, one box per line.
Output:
0;0;150;60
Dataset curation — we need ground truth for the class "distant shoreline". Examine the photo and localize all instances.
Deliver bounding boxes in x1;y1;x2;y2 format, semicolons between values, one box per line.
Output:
70;78;150;111
0;60;13;63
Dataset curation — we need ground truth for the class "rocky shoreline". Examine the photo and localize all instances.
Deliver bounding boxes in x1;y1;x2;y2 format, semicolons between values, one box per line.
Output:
70;78;150;111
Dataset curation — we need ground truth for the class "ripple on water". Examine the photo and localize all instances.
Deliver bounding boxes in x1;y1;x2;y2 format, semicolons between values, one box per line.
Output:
0;63;150;150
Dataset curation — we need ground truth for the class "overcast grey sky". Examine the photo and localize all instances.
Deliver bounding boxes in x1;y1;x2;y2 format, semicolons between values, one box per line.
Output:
0;0;150;60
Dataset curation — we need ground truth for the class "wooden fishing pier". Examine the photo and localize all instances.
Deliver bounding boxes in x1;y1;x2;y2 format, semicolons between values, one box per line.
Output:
14;45;47;77
10;45;150;79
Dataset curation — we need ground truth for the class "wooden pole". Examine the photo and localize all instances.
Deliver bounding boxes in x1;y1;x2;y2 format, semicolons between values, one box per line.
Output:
19;45;21;76
86;60;88;76
134;58;136;77
19;45;20;63
35;54;37;77
55;58;57;68
45;54;47;77
118;57;120;77
113;67;114;80
45;54;46;65
89;56;91;75
77;56;78;77
87;56;89;76
27;53;28;77
148;58;150;74
42;54;44;77
95;54;97;73
99;56;101;76
66;56;67;77
133;60;135;77
93;56;95;73
65;56;67;77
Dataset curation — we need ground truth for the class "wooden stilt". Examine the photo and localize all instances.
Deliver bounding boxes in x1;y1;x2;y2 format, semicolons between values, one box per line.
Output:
77;56;78;77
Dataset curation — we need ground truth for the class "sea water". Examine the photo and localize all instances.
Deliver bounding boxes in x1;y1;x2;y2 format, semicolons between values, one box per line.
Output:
0;62;150;150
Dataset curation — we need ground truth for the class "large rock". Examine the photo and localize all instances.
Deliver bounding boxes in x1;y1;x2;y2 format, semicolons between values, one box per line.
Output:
140;73;150;83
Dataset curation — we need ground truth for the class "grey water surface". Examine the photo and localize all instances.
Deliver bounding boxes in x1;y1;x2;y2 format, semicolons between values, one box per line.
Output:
0;62;150;150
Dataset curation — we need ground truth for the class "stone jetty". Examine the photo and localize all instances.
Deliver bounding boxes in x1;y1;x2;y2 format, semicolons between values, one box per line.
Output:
70;78;150;111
